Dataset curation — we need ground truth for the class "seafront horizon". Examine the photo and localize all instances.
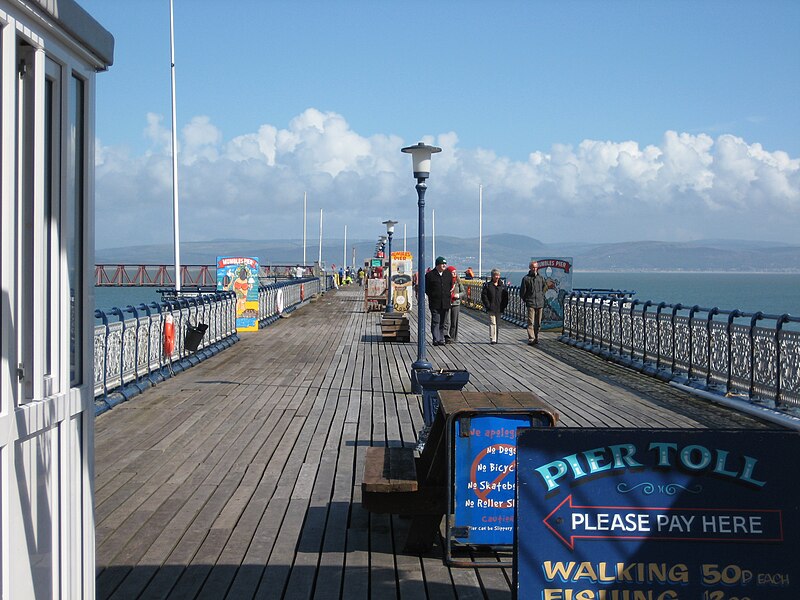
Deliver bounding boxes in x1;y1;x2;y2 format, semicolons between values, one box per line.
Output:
96;271;800;320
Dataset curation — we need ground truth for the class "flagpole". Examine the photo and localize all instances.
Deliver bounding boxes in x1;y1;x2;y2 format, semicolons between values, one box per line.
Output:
169;0;181;292
432;209;436;263
303;192;307;265
478;184;483;279
318;208;323;268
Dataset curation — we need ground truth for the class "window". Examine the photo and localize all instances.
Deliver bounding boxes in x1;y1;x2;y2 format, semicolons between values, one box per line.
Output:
44;56;62;396
68;74;85;385
18;39;36;401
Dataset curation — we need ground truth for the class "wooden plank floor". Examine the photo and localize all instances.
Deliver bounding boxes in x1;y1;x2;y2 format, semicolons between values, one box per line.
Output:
95;287;771;599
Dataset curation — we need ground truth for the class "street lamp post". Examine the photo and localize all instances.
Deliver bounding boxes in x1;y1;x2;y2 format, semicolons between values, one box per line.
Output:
382;220;398;313
401;142;442;392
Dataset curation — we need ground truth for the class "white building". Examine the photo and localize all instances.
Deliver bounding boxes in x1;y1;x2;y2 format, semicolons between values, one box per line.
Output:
1;1;112;597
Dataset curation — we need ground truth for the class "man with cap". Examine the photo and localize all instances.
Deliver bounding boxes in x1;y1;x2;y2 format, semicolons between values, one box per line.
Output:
425;256;454;346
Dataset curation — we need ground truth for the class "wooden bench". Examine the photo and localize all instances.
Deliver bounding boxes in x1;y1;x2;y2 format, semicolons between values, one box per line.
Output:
362;447;446;515
361;390;559;553
380;313;410;342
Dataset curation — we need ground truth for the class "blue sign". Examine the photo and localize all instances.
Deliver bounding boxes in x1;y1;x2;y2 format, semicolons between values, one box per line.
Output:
515;428;799;599
531;256;572;330
452;414;533;545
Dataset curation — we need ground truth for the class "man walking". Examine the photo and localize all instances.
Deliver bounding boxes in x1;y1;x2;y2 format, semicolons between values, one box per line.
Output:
520;260;547;345
425;256;453;346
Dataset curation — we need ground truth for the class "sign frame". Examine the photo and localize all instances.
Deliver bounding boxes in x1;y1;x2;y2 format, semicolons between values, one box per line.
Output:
514;427;799;599
445;408;556;568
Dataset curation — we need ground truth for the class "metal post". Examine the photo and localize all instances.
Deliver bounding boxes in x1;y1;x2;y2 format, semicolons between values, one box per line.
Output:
169;0;181;292
402;142;441;393
386;230;394;313
303;192;307;266
478;184;483;280
412;178;432;383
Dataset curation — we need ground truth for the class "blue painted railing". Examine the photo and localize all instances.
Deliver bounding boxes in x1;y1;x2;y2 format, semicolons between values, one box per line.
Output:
559;292;800;411
93;291;238;413
94;276;333;414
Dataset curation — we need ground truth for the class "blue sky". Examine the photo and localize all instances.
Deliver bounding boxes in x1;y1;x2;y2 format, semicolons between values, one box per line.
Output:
81;0;800;249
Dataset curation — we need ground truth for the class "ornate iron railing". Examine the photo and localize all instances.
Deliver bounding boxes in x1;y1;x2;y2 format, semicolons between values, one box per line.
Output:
95;263;317;287
559;292;800;410
94;277;332;413
94;291;238;411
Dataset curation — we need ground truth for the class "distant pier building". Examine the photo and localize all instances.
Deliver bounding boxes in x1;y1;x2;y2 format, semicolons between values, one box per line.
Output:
1;1;112;597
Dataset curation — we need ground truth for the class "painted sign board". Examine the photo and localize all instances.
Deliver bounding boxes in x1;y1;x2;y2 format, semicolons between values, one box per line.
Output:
452;412;554;546
530;257;572;330
391;251;413;312
217;256;259;331
515;428;799;599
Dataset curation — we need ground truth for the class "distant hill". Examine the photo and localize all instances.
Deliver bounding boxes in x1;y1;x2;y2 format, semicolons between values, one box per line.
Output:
95;235;800;273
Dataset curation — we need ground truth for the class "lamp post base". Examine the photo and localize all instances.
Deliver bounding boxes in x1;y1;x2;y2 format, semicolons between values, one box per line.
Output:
410;360;433;394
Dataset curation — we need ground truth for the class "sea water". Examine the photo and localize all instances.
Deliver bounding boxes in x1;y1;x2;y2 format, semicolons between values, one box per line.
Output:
501;271;800;318
95;272;800;320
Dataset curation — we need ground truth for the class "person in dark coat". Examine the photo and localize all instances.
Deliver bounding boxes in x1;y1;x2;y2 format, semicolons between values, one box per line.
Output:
425;256;453;346
480;268;509;344
520;260;547;345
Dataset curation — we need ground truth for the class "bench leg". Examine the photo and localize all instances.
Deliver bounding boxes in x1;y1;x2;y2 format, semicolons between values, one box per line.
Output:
402;513;443;553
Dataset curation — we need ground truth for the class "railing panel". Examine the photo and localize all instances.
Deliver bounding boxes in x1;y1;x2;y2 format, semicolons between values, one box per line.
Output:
94;292;237;402
557;292;800;410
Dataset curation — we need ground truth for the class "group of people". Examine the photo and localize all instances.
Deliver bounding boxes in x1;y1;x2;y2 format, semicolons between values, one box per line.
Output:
424;258;547;346
423;257;464;345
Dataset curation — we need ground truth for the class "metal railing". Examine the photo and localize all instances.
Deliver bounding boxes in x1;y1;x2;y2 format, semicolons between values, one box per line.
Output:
94;291;238;411
257;276;325;326
93;276;333;413
95;263;317;287
559;292;800;410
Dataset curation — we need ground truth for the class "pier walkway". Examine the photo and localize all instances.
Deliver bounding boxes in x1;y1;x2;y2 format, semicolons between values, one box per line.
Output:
95;287;771;600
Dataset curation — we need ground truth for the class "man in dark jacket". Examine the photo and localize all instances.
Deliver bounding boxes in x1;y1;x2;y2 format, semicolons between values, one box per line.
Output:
425;256;453;346
520;260;547;345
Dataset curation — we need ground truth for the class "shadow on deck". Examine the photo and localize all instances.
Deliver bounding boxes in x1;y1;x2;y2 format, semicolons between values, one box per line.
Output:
95;287;771;599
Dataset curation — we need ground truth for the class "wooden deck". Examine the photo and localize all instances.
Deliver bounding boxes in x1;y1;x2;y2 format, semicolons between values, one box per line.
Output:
95;287;772;599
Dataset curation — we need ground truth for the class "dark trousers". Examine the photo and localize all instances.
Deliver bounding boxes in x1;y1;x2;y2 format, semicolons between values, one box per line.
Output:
446;305;460;341
430;308;449;344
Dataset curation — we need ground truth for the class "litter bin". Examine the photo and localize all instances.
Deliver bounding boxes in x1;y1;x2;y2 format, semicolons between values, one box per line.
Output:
416;369;470;426
184;323;209;352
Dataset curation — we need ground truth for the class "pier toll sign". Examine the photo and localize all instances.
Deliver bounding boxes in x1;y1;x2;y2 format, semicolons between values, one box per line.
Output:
514;428;798;599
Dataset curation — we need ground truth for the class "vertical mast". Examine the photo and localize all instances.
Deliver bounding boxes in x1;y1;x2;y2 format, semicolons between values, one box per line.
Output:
432;209;436;263
478;184;483;279
169;0;181;291
318;208;323;268
343;225;347;270
303;192;307;265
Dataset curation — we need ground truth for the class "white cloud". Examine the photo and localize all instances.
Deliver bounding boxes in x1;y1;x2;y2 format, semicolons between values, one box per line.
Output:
94;110;800;249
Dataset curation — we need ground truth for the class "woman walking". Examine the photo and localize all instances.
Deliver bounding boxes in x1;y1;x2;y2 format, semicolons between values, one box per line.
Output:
445;265;464;343
480;269;509;344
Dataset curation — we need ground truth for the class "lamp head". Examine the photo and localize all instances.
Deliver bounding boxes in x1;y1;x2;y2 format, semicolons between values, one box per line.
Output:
382;219;398;234
401;142;442;179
